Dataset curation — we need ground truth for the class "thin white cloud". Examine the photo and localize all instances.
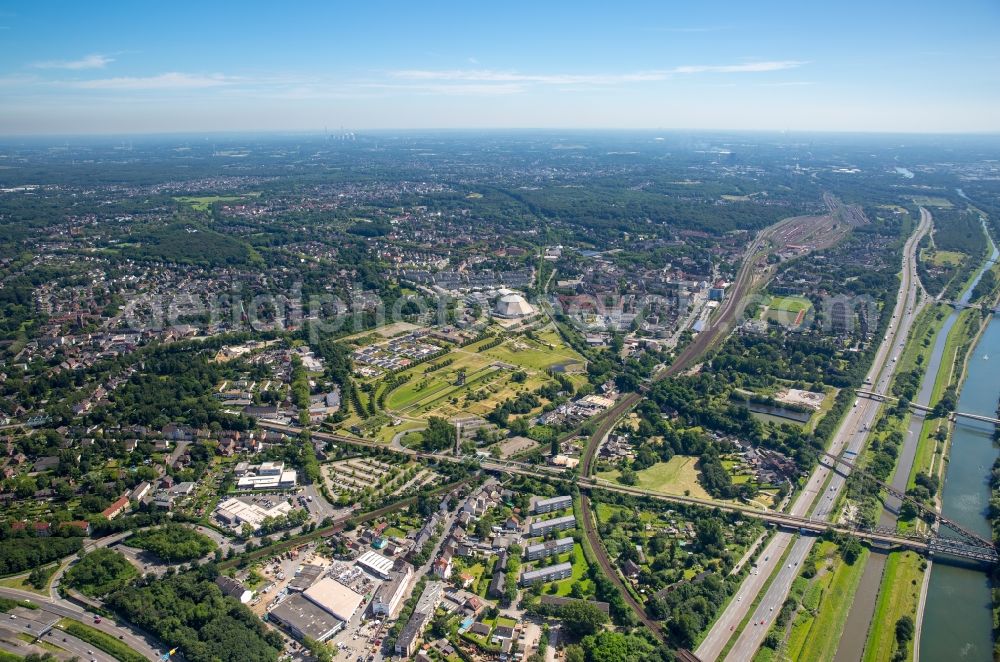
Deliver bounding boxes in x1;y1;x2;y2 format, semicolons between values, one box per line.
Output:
34;54;114;70
69;72;238;90
0;74;40;86
670;61;807;74
360;82;526;96
644;26;733;33
390;61;807;86
758;81;816;87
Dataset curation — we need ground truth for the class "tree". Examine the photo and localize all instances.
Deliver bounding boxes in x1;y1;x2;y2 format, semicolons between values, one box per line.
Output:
560;600;609;637
127;524;216;562
429;613;451;639
578;631;653;662
64;549;139;597
618;467;638;486
895;615;914;644
840;537;863;565
302;637;332;662
421;416;456;452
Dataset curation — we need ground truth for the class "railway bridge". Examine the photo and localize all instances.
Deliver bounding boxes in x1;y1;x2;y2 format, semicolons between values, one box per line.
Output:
258;420;1000;565
856;388;1000;426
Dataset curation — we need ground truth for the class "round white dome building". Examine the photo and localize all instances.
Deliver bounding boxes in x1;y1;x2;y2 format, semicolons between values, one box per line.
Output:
495;293;534;318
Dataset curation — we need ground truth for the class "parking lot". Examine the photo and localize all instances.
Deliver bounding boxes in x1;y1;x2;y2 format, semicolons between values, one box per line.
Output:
326;607;387;662
247;545;328;616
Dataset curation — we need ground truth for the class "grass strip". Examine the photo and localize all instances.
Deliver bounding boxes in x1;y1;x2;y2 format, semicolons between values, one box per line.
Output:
788;545;870;662
59;618;147;662
861;551;925;662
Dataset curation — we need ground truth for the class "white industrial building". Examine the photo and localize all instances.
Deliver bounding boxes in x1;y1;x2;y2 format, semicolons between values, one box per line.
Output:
356;551;395;579
215;497;293;531
303;578;365;623
236;461;297;490
268;594;344;642
370;564;413;617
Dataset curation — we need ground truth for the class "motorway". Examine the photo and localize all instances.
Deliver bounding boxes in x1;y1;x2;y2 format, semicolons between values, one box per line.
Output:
1;604;117;662
696;208;932;661
257;210;883;649
0;524;240;661
0;584;164;661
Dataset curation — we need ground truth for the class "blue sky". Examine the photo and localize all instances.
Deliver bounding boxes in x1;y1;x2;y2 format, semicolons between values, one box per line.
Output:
1;0;998;134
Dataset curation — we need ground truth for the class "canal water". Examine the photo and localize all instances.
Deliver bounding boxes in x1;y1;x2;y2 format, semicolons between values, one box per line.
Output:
919;235;1000;661
919;319;1000;661
836;228;996;662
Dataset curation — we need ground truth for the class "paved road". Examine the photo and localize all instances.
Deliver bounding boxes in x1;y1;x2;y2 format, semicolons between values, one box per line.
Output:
298;483;345;522
0;586;164;661
0;525;206;661
696;208;932;661
1;613;117;662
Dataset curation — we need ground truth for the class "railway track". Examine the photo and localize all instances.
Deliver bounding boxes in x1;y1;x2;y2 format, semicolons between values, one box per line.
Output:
579;494;669;639
576;213;824;647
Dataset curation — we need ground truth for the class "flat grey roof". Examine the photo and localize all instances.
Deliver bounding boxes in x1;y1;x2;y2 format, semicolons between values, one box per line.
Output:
269;593;344;641
522;562;573;582
535;495;572;506
530;514;576;530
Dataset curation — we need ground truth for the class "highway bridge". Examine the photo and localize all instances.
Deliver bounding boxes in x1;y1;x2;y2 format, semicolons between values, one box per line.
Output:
259;420;999;564
855;388;1000;426
945;300;1000;313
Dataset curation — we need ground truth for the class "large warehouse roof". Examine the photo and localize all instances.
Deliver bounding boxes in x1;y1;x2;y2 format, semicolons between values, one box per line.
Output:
303;578;365;622
269;593;343;642
356;550;394;579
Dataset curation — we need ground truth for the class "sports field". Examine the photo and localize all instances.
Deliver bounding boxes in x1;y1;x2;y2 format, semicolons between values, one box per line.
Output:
763;295;812;327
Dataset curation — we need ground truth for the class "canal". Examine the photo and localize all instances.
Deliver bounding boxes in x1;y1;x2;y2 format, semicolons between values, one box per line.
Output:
834;225;997;662
837;220;997;662
919;314;1000;660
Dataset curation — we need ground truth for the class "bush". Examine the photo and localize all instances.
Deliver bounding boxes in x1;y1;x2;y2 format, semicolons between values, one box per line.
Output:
65;549;140;597
127;524;216;562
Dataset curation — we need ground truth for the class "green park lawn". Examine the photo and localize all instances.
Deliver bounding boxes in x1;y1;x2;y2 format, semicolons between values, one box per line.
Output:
597;455;712;500
551;544;593;597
